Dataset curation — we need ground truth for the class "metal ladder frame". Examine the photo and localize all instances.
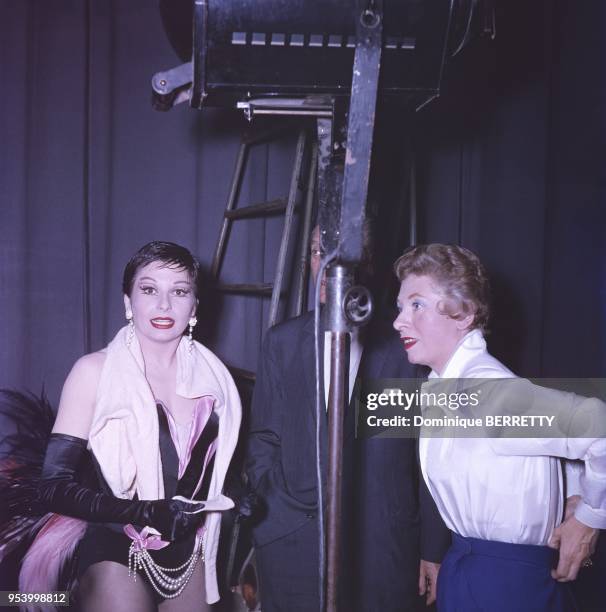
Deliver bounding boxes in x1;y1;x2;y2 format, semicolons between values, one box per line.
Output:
210;125;316;333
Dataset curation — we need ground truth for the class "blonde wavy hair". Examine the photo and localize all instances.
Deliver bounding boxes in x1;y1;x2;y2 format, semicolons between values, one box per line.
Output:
393;243;490;333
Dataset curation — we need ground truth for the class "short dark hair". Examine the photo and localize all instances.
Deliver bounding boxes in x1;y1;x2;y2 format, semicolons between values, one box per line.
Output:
122;241;201;297
393;243;490;332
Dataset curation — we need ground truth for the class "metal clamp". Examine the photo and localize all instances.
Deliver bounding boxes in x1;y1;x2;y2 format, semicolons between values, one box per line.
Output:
343;285;373;325
151;61;193;111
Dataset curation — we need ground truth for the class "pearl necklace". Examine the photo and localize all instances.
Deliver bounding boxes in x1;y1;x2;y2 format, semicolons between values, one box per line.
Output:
128;533;205;599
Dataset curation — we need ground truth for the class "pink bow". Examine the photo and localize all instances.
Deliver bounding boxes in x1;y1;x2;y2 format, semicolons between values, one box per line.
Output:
124;524;170;552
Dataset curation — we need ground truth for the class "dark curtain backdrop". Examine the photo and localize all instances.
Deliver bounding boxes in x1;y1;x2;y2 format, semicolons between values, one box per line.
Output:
0;0;301;404
381;0;606;378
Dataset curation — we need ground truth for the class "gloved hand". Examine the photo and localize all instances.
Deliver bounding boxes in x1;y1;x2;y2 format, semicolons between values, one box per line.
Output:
223;473;261;523
140;498;205;541
38;433;203;541
233;490;260;522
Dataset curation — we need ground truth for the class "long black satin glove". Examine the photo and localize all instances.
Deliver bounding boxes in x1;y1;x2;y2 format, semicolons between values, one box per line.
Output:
38;433;204;541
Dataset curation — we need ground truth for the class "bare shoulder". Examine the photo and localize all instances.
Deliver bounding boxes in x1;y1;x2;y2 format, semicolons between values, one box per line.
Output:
69;351;106;381
52;350;107;437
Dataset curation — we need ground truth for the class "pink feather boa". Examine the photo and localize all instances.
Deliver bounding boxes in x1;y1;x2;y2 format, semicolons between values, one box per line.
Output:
19;514;86;608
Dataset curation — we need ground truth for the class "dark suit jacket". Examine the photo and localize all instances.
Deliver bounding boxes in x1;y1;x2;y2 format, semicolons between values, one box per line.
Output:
246;309;449;608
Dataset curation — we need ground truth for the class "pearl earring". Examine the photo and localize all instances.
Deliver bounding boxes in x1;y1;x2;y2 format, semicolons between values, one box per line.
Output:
188;317;197;352
126;312;134;346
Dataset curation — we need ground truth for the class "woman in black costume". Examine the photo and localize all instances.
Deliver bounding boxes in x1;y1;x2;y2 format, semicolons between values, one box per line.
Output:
13;241;242;611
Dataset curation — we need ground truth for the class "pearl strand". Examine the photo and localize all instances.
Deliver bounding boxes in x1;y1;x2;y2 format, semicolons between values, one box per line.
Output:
128;532;206;598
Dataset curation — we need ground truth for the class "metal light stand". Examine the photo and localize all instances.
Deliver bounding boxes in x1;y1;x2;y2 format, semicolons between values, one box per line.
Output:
323;4;382;610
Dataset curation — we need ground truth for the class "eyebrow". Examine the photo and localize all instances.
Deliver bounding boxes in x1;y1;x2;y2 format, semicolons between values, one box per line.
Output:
404;292;426;300
138;277;191;285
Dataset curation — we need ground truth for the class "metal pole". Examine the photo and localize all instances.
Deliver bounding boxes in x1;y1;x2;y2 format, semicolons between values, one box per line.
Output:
326;330;349;612
409;155;417;246
268;129;307;327
324;3;383;610
324;264;352;612
338;1;383;266
294;146;318;316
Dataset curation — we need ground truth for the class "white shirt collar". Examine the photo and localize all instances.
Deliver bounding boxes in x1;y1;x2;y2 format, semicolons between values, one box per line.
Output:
428;328;487;379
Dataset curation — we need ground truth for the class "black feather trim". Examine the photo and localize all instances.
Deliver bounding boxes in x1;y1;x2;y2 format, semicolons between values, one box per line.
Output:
0;389;55;561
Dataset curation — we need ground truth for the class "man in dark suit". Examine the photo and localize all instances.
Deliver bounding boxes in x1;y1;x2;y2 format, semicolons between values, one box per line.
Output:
246;226;450;611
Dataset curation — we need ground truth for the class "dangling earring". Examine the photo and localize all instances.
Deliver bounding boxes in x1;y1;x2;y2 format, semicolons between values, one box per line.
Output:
188;317;197;352
126;312;135;347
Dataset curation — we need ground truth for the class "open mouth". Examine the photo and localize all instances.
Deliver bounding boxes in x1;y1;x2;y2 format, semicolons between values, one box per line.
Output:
150;318;175;329
402;337;418;350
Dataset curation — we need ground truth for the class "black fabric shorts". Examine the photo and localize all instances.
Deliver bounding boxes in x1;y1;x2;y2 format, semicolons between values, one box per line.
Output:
76;523;200;602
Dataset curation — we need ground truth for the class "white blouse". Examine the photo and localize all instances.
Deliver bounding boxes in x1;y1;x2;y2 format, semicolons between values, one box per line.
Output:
419;329;606;545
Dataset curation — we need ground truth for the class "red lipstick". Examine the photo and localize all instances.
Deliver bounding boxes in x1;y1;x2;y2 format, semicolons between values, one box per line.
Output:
150;318;175;329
